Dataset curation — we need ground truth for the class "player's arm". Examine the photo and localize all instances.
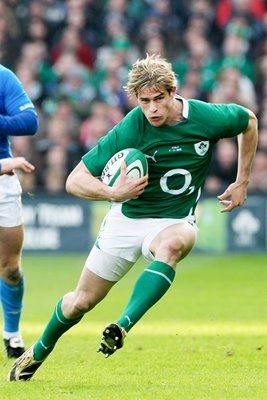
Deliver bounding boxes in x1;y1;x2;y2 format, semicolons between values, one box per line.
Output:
0;157;35;175
0;68;38;137
66;160;148;202
217;109;258;212
0;111;38;137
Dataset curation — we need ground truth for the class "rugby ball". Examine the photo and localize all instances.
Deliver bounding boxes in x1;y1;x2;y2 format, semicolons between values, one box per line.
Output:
101;148;148;186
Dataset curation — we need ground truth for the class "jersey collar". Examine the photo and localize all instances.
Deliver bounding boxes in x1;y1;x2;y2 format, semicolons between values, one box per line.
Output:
175;95;189;119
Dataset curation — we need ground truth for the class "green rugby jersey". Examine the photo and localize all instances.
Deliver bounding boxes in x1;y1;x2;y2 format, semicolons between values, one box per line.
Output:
82;97;249;219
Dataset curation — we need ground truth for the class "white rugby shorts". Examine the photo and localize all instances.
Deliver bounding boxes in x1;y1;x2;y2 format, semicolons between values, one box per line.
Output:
0;174;23;227
85;202;198;281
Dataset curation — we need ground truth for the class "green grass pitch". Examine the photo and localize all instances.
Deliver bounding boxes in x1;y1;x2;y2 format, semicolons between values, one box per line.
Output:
1;253;266;400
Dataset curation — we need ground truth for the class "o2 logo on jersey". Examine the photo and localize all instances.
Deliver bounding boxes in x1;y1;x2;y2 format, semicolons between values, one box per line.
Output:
194;141;209;156
160;169;193;195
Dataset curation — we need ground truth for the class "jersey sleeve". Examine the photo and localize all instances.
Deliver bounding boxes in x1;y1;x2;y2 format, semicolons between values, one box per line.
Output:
0;67;38;138
82;107;144;176
203;103;249;140
217;103;250;139
3;68;36;115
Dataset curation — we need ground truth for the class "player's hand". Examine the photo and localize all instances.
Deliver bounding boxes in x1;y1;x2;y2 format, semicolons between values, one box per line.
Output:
217;181;247;213
0;157;35;175
111;161;148;201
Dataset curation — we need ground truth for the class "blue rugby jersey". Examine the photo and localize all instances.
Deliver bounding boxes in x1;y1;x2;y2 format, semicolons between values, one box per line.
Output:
0;65;39;159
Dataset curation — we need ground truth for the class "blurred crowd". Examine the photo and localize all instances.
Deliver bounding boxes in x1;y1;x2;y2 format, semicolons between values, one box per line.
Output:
2;0;267;194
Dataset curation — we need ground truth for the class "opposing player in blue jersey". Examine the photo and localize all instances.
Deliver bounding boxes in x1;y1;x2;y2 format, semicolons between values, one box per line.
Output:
0;65;38;358
9;54;257;381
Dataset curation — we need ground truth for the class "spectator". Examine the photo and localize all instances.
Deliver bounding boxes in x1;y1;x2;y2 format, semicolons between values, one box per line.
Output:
215;0;266;30
248;149;267;192
79;101;122;152
53;51;97;117
209;66;258;112
51;26;95;70
219;22;255;82
43;144;68;194
144;34;167;58
0;9;21;69
173;35;219;95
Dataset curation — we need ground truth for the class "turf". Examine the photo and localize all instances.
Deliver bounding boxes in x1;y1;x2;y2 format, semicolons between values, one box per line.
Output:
0;253;266;400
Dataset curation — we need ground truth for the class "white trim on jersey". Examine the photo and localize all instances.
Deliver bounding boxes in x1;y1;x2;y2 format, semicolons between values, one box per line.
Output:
176;95;189;118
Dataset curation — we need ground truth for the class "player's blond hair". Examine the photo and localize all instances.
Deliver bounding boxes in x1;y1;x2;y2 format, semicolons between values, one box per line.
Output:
126;54;176;97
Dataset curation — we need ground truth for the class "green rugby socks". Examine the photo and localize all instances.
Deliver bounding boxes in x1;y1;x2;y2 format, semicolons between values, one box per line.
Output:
33;298;82;361
117;261;175;332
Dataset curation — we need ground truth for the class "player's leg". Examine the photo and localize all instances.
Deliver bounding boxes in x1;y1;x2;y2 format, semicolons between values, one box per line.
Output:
115;222;197;333
8;265;116;381
97;222;197;358
33;267;116;361
0;225;25;358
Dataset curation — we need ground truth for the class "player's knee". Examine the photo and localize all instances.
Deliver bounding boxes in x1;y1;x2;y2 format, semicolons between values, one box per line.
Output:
1;264;22;284
72;292;98;315
156;235;191;263
166;237;185;259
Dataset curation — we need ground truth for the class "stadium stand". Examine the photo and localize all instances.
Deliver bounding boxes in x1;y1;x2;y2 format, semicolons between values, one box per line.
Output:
2;0;266;194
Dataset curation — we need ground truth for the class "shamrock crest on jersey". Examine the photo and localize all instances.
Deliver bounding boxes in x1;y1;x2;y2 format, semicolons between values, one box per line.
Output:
194;141;210;156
